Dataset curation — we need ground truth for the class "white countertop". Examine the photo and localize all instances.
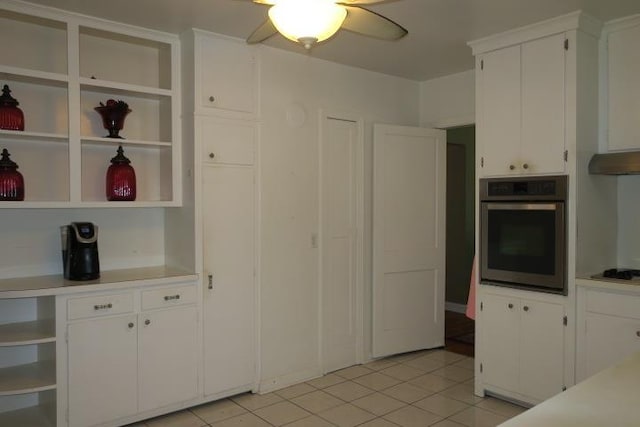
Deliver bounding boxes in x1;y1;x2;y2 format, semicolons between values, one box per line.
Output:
0;266;198;298
499;351;640;426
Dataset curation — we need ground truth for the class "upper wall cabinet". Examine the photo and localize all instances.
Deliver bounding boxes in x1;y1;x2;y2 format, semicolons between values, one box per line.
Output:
193;31;258;118
602;15;640;152
0;3;181;208
470;12;601;178
474;34;567;177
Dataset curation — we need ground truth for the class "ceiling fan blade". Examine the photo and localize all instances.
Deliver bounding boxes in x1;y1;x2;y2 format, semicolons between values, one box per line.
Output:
251;0;276;4
247;19;278;44
341;6;408;40
338;0;391;4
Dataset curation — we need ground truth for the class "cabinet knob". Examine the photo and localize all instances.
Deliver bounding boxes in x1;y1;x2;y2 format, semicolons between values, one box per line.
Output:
508;303;513;309
128;322;135;329
209;153;215;159
94;303;113;311
522;163;529;169
523;305;529;312
209;96;215;103
636;331;640;338
145;319;151;326
164;294;181;301
509;164;516;170
208;274;214;290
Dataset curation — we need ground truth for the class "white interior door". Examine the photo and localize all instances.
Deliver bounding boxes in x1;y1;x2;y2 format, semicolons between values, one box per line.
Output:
321;116;361;373
372;124;446;358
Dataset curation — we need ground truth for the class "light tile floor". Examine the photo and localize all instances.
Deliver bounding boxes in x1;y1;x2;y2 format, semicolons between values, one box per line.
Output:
129;349;527;427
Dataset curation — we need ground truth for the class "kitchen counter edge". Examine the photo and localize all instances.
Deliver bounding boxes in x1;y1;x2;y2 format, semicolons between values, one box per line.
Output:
0;266;199;298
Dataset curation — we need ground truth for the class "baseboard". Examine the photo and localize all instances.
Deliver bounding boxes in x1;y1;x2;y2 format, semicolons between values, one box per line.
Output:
445;301;467;313
258;367;322;394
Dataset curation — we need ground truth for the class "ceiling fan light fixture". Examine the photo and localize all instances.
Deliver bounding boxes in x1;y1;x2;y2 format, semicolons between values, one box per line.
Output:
268;0;347;49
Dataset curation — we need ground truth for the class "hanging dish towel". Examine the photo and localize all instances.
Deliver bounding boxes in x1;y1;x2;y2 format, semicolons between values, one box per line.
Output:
465;255;477;320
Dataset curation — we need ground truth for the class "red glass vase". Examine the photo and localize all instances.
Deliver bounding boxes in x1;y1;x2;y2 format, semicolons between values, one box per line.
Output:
106;145;136;201
0;85;25;131
0;148;25;201
95;99;131;139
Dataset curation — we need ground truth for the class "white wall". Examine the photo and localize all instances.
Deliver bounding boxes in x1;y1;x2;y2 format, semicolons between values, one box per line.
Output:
419;70;475;128
258;45;419;389
617;176;640;268
0;208;165;279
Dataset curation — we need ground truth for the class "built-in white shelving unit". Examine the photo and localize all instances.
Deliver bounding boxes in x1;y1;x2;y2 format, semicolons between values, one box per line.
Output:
0;3;181;208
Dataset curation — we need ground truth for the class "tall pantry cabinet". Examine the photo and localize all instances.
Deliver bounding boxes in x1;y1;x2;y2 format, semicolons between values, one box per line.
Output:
469;11;602;405
181;30;260;399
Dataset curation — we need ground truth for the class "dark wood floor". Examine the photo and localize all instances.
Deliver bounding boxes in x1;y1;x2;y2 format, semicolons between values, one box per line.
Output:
444;310;475;357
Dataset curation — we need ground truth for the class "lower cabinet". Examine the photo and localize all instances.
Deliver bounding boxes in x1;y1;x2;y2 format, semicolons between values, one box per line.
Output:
64;283;198;427
576;284;640;382
480;289;566;403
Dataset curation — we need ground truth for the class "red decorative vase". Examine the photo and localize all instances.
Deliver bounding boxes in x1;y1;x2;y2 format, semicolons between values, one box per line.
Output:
106;145;136;201
94;99;131;139
0;85;25;131
0;148;25;201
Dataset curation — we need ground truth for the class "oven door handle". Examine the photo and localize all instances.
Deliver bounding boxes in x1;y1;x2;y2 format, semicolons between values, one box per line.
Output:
484;203;559;211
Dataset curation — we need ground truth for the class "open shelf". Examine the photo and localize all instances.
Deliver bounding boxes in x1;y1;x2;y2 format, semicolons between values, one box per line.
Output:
80;77;172;98
0;130;67;143
81;136;171;147
0;65;67;87
0;320;55;347
0;360;56;396
0;404;55;427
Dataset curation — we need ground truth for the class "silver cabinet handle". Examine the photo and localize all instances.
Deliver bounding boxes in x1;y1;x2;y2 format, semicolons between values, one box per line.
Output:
523;163;529;169
128;322;135;329
94;303;113;310
209;96;215;102
145;319;151;326
208;274;213;290
164;294;181;301
209;153;215;159
523;306;529;312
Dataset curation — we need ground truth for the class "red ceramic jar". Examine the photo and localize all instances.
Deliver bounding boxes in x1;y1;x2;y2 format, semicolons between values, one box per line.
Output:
0;148;25;201
106;145;136;201
0;85;25;131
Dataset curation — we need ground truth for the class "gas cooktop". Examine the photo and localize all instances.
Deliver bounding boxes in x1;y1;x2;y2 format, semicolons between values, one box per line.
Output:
595;268;640;281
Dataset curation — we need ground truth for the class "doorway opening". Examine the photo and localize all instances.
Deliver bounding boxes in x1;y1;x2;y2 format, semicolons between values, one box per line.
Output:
444;125;475;356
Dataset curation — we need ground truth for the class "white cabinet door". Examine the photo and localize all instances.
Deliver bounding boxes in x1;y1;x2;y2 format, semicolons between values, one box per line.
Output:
607;19;640;151
521;34;566;174
584;312;640;378
478;45;521;177
68;315;138;427
201;118;257;166
197;34;257;116
477;34;567;177
519;299;565;400
138;306;199;412
202;164;255;396
481;294;520;393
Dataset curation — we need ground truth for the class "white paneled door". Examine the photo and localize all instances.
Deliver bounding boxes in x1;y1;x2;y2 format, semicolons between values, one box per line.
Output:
321;115;362;373
372;124;446;358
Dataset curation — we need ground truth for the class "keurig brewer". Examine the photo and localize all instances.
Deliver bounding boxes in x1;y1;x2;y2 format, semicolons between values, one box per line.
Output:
61;222;100;280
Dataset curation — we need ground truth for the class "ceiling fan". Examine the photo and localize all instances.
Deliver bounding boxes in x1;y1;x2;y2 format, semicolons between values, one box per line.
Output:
244;0;408;50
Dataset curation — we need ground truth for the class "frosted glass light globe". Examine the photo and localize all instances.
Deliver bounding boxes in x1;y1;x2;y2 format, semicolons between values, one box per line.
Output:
268;0;347;49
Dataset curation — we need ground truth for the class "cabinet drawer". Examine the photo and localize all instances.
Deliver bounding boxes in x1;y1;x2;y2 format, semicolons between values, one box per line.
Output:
586;290;640;319
68;293;134;320
141;284;197;311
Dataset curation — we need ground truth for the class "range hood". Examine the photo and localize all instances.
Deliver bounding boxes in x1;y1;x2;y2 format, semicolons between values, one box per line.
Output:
588;151;640;175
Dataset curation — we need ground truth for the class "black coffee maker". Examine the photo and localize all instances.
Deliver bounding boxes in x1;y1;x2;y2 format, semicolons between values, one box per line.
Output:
60;222;100;281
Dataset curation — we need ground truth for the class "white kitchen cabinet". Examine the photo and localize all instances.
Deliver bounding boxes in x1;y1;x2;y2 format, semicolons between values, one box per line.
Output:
0;296;57;427
201;118;257;397
475;33;567;177
480;289;565;403
0;4;181;207
603;15;640;151
195;32;258;118
65;283;198;427
576;284;640;382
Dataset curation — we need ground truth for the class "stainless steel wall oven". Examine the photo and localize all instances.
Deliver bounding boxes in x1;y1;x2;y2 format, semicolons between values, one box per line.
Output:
480;175;567;294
